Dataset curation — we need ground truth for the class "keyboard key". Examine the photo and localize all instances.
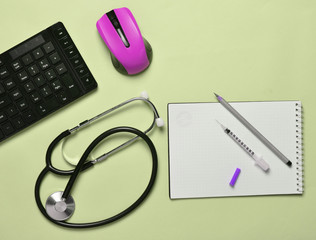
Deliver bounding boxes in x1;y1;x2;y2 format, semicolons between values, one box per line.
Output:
36;97;59;115
34;75;46;87
11;89;23;101
12;116;25;129
22;110;36;123
76;66;88;77
59;36;72;49
45;69;57;81
56;91;69;103
70;55;83;68
7;106;19;117
40;86;52;97
24;82;35;93
56;63;67;75
38;58;50;70
17;99;28;111
12;60;22;71
28;64;40;76
32;48;44;60
61;74;81;97
0;67;10;79
81;75;94;87
49;52;61;64
0;112;7;123
51;79;62;91
45;97;60;110
65;46;77;58
42;42;55;54
36;103;48;115
17;70;29;82
4;78;16;90
30;92;41;103
21;54;33;65
54;27;67;39
0;96;11;109
1;122;15;136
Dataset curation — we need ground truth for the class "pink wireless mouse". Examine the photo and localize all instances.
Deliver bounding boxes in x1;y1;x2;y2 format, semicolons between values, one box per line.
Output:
96;7;152;75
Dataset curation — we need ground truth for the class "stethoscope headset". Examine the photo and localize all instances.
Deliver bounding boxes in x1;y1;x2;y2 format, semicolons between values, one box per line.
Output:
34;91;164;228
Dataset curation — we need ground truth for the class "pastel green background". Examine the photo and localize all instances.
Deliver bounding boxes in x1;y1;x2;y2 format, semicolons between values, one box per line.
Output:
0;0;315;239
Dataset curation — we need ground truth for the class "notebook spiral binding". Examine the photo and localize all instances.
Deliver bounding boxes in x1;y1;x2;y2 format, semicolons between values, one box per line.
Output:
295;102;303;193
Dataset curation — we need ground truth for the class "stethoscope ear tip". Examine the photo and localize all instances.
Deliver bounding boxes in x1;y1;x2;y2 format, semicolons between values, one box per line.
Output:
140;91;149;99
155;118;164;127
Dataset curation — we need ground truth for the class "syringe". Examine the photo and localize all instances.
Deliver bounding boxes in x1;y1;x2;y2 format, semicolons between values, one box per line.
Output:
217;121;270;171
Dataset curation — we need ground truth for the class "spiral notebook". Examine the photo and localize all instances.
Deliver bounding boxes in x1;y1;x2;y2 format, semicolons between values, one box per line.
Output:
168;101;303;199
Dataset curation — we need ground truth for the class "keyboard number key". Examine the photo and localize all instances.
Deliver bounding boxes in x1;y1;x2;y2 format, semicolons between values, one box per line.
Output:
45;69;56;81
49;52;61;64
24;82;35;93
30;92;41;103
39;58;50;70
17;70;29;82
40;86;52;97
32;48;44;60
34;75;46;87
51;80;62;91
28;64;40;76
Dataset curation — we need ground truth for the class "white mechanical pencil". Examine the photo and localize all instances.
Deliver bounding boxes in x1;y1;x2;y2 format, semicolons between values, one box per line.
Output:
217;121;270;171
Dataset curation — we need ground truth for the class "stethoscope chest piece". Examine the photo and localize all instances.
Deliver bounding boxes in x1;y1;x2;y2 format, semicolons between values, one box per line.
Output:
45;191;75;221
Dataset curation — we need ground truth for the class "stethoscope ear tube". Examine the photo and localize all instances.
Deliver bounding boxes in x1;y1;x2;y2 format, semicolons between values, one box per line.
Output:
35;126;158;228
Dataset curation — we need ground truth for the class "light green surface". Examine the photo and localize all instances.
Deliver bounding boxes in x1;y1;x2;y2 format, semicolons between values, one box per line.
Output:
0;0;315;239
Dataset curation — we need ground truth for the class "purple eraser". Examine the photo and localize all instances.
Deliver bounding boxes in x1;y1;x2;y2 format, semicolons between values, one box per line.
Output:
229;168;241;186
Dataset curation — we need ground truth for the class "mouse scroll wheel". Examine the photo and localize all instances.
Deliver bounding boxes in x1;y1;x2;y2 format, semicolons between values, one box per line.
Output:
112;19;120;29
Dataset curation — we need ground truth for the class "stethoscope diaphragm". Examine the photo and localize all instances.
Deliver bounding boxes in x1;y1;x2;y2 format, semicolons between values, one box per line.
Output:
45;191;75;221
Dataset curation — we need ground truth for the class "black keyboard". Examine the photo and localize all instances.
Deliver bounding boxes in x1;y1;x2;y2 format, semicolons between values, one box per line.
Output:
0;22;97;143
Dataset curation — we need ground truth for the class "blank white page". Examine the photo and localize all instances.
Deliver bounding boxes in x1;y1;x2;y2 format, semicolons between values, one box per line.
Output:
168;101;303;199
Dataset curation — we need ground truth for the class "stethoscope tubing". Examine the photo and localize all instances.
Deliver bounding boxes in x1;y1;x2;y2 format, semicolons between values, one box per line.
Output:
35;126;158;228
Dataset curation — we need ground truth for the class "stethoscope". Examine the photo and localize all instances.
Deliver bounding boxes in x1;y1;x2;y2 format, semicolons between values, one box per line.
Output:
34;91;164;228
